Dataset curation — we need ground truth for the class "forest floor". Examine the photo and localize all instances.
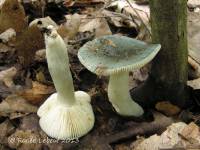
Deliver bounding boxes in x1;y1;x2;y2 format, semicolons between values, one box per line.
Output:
0;0;200;150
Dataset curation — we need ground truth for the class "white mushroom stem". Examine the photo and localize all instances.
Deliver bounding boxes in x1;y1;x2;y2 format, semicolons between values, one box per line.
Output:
108;71;144;116
45;32;75;107
38;27;94;140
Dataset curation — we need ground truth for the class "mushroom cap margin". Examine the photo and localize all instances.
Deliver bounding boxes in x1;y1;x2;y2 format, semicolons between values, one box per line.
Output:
78;35;161;76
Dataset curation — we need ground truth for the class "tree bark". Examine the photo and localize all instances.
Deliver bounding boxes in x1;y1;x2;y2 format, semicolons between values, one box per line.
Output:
131;0;190;108
150;0;188;83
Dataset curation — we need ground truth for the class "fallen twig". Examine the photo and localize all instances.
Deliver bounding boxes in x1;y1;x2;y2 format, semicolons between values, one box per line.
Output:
125;0;151;37
107;112;173;144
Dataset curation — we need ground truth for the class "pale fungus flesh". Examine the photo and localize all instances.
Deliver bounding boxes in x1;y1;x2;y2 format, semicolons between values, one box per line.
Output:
78;35;161;117
37;26;94;140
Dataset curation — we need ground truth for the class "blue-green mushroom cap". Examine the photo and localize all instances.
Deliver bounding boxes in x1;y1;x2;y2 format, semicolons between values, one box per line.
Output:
78;35;161;76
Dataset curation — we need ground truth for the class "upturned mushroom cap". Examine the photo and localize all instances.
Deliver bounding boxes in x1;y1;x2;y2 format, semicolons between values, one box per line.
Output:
78;35;161;75
37;91;94;140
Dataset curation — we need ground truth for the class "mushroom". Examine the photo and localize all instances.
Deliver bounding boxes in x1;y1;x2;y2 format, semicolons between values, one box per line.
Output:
37;26;94;140
78;35;161;117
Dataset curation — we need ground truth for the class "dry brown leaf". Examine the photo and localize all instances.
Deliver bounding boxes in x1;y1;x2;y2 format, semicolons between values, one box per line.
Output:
0;95;37;118
180;122;200;143
8;130;42;150
102;10;136;28
79;17;97;32
155;101;181;116
0;119;15;144
95;18;112;37
34;49;46;62
0;67;17;87
108;0;150;39
188;0;200;8
0;0;5;8
133;122;187;150
188;12;200;64
36;71;46;83
19;114;40;131
133;121;200;150
187;78;200;89
115;144;130;150
0;28;16;43
57;13;81;40
129;65;149;89
0;43;14;53
188;56;200;79
133;134;160;150
15;25;45;67
130;136;145;149
0;0;27;34
17;81;54;105
79;13;111;37
63;0;75;7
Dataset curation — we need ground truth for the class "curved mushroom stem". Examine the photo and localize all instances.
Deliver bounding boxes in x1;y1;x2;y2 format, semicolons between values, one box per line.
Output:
108;71;144;117
46;34;75;107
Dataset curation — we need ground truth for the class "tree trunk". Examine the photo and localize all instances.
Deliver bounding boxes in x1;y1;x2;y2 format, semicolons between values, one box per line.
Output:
131;0;190;108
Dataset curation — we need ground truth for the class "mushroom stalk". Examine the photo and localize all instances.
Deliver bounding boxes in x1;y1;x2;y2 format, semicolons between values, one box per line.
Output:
108;72;144;116
37;26;94;140
46;36;75;106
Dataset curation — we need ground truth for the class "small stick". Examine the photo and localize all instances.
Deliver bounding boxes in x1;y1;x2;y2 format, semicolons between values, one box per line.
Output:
125;0;151;37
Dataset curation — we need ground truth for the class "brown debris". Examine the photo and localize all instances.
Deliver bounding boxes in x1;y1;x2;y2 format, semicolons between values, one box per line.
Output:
107;112;173;144
188;0;200;9
188;78;200;90
0;95;37;119
70;112;173;150
0;1;199;150
188;56;200;79
34;49;46;62
0;67;17;87
180;122;200;144
19;114;40;131
0;28;16;43
79;13;112;38
0;119;15;145
17;81;55;105
0;43;14;53
57;13;81;40
0;0;27;34
15;25;45;67
155;101;181;116
8;130;42;150
132;122;200;150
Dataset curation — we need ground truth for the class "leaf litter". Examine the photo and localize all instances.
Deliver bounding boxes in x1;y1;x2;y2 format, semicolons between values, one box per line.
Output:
0;0;200;150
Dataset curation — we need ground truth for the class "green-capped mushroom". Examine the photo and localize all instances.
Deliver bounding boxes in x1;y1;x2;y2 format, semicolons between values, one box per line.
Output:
37;25;95;140
78;35;161;117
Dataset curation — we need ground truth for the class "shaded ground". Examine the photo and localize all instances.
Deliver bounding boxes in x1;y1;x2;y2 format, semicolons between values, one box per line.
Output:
0;0;200;150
